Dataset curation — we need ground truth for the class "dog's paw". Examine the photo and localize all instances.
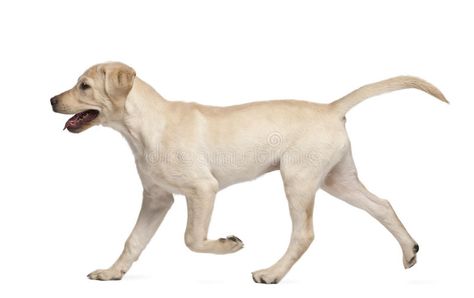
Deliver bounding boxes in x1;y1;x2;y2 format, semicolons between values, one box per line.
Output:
87;268;124;281
403;243;419;269
217;235;244;253
251;268;284;284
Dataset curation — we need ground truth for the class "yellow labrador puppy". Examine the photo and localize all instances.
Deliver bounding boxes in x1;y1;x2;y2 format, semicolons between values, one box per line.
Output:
51;62;447;284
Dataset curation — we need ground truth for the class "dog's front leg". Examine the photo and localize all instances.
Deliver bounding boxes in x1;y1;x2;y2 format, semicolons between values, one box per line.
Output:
184;182;244;254
88;189;174;281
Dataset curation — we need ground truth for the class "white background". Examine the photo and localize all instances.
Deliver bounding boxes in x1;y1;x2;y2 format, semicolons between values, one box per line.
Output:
0;0;472;297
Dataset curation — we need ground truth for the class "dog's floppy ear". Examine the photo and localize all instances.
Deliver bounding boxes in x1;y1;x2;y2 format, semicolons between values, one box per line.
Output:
102;62;136;99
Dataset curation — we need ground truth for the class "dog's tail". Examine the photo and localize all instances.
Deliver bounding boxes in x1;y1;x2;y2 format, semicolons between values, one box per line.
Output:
330;76;448;117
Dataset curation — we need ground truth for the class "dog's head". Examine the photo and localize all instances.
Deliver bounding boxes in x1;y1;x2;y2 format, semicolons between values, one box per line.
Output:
51;62;136;133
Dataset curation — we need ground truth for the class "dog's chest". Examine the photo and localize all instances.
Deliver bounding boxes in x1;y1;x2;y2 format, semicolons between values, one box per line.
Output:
135;155;197;195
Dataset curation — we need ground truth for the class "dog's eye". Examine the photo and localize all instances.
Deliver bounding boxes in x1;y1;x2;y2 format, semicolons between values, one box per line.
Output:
80;82;90;90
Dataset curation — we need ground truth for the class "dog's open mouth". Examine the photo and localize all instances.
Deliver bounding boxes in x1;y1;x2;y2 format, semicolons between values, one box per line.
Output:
64;110;99;132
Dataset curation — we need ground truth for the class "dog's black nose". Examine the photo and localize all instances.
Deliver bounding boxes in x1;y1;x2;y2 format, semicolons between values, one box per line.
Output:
50;96;58;106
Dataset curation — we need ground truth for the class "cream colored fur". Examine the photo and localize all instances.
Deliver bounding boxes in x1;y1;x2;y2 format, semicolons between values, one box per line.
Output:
51;62;447;283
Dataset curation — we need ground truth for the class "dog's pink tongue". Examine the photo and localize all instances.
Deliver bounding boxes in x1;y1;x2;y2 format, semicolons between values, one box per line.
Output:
63;110;99;131
64;114;79;130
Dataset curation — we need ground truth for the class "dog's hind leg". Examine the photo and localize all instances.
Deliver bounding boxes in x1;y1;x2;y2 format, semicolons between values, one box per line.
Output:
252;158;323;284
88;189;174;281
322;150;419;269
184;179;244;254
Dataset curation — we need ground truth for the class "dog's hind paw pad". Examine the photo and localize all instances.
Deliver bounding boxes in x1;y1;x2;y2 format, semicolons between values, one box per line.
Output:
226;235;242;243
217;235;244;253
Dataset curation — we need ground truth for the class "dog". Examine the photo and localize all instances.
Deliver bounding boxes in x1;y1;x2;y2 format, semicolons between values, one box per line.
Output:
51;62;447;283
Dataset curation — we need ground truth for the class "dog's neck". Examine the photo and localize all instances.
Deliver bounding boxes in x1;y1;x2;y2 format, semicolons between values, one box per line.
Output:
106;77;168;157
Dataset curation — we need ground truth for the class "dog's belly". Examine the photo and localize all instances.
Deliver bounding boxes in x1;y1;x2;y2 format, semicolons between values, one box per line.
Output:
136;150;280;194
212;161;280;189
